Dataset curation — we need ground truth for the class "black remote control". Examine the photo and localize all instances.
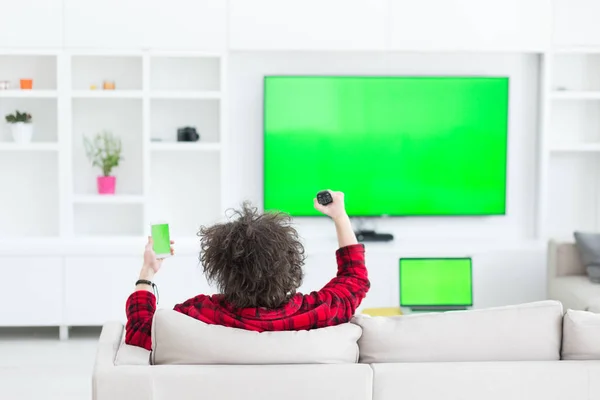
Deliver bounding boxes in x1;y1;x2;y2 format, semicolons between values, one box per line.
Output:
317;191;333;206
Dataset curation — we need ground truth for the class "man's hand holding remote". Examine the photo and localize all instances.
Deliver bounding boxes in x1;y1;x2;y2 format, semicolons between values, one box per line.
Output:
313;190;358;248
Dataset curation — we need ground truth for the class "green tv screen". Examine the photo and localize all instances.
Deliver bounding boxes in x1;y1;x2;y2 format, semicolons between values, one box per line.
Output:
263;76;509;216
399;258;473;307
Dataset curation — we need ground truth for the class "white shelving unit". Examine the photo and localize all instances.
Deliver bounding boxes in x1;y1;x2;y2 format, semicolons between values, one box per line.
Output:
0;50;226;240
539;50;600;240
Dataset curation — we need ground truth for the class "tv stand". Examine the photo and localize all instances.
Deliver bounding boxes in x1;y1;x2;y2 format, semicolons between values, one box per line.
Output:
355;230;394;242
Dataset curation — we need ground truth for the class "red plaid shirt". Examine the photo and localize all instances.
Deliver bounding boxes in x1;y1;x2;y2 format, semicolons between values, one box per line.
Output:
125;244;369;350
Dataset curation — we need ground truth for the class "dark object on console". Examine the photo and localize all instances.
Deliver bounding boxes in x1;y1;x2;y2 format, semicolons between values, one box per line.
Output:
177;127;200;142
317;191;333;206
355;230;394;242
574;231;600;283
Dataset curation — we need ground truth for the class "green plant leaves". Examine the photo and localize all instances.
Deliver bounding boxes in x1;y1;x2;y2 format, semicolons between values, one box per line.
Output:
5;110;32;123
83;130;123;176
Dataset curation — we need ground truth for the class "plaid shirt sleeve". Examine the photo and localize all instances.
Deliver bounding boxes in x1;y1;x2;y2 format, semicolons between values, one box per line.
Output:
305;243;370;324
125;290;156;351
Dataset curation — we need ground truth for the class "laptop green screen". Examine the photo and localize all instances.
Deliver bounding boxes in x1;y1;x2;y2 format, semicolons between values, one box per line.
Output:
400;258;473;307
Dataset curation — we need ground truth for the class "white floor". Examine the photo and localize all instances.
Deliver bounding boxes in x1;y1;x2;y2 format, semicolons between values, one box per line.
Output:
0;327;100;400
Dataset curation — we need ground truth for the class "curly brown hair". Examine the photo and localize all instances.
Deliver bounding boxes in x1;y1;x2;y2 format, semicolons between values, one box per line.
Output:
198;203;306;309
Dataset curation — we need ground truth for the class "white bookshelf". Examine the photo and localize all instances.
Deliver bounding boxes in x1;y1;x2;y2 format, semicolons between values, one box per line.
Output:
0;50;225;240
539;51;600;240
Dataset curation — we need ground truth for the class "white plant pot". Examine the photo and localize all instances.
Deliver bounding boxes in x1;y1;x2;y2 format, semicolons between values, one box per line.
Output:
9;123;33;143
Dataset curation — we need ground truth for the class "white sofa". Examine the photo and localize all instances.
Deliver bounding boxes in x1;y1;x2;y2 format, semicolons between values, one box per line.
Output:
93;301;600;400
548;241;600;312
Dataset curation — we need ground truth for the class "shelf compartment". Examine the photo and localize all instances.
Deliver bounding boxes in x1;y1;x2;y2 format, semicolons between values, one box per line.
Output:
72;98;143;195
0;98;58;142
0;152;58;238
150;56;220;92
149;152;221;237
71;56;142;91
547;153;600;240
0;55;57;90
74;203;143;237
150;99;220;143
552;54;600;92
549;100;600;146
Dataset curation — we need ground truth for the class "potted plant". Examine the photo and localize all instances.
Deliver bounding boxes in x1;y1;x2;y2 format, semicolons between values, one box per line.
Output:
5;111;33;143
83;131;123;195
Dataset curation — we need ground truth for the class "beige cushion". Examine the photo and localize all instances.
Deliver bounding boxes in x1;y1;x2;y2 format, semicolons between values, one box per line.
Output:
562;309;600;360
549;241;585;277
371;361;596;400
549;276;600;311
114;330;151;366
588;301;600;313
151;309;362;365
353;301;563;363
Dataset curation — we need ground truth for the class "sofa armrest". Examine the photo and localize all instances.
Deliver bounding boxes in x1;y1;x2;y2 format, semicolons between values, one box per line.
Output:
548;240;585;279
93;322;153;400
94;321;123;370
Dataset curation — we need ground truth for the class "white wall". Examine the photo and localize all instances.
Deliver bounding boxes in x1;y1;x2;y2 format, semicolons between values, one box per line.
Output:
11;0;600;326
226;51;545;309
227;52;539;241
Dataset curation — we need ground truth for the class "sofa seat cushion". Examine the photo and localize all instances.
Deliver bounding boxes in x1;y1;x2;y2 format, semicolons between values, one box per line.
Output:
353;301;563;363
562;309;600;360
371;361;598;400
550;276;600;311
151;309;362;365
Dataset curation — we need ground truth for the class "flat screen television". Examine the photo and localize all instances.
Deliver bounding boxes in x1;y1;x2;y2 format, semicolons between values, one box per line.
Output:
399;258;473;310
263;76;509;217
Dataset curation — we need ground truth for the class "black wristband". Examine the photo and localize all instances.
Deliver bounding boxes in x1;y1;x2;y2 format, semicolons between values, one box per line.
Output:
135;279;159;304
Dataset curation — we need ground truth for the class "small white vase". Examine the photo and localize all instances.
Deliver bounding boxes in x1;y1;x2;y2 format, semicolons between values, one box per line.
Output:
9;123;33;143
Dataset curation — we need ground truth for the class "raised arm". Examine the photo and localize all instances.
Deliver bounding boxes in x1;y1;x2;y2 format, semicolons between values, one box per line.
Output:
125;237;174;350
309;191;370;321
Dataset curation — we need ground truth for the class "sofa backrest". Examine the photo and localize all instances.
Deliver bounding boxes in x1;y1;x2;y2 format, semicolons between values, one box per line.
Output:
548;240;585;278
353;301;563;363
562;309;600;360
151;309;363;365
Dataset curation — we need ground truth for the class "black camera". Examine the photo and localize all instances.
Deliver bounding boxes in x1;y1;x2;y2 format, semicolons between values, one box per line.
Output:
177;127;200;142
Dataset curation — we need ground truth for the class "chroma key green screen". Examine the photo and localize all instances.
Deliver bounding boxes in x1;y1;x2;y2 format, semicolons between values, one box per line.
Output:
400;258;473;307
263;76;509;216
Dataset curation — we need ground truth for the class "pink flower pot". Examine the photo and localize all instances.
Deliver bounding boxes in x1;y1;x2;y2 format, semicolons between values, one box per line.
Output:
97;176;116;195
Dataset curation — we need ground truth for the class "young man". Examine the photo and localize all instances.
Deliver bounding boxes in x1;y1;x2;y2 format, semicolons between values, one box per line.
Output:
126;191;369;350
